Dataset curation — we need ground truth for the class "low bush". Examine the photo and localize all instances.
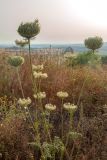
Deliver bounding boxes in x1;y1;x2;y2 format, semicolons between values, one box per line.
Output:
101;55;107;64
65;51;101;67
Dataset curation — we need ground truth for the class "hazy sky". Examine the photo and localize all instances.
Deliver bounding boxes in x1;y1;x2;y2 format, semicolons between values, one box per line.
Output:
1;0;107;44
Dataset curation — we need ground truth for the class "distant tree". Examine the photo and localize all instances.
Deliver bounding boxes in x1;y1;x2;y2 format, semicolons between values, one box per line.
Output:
15;39;28;55
84;36;103;53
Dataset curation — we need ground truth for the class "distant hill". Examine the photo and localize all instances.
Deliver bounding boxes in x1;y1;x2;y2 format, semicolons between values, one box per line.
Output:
0;43;107;55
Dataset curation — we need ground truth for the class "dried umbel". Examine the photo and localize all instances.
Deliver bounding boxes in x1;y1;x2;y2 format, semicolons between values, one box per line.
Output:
45;104;56;111
8;56;24;67
63;103;77;111
18;19;40;39
33;71;48;79
15;39;28;47
18;97;31;107
32;64;44;72
34;92;46;99
57;91;69;99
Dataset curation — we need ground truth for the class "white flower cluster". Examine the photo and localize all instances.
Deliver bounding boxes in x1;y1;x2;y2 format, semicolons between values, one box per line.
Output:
32;64;44;71
63;103;77;111
57;91;69;98
32;64;48;79
34;92;46;99
45;103;56;111
18;97;31;107
33;71;48;79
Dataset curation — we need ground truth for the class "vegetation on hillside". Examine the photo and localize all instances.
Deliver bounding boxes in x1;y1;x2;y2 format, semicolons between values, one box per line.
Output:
0;21;107;160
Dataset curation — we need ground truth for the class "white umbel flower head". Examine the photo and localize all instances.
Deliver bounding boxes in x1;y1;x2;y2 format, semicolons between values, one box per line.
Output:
32;64;44;71
63;103;77;111
18;97;31;107
40;73;48;79
33;71;42;78
45;103;56;111
34;92;46;99
33;71;48;79
57;91;69;98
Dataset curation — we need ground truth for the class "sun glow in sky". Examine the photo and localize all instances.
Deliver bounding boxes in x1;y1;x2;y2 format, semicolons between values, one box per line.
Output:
0;0;107;43
66;0;107;27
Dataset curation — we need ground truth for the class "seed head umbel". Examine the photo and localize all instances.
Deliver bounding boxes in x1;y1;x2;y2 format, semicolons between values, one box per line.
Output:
34;92;46;99
32;64;44;72
57;91;69;98
45;103;56;111
63;103;77;111
8;56;24;67
33;71;48;79
18;97;31;107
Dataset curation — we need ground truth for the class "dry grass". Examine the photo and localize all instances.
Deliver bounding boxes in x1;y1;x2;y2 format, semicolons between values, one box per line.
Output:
0;51;107;116
0;51;107;160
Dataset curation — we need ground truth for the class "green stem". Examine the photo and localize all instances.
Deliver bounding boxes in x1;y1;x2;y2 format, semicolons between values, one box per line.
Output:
77;70;89;106
16;67;24;98
65;112;73;148
28;39;33;79
59;99;65;160
69;105;84;159
44;112;52;143
28;38;37;93
61;99;64;140
16;67;36;132
60;150;64;160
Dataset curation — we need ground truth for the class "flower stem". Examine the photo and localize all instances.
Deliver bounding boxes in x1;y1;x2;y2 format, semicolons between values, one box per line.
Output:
61;99;64;140
16;67;24;98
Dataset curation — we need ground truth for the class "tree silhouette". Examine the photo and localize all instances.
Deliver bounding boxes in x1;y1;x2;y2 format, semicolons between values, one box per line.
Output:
84;36;103;53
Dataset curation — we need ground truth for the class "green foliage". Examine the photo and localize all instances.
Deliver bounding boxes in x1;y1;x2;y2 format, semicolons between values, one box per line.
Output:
53;136;64;152
84;36;103;52
41;137;64;159
69;132;82;140
8;56;24;67
101;55;107;64
67;51;101;66
17;19;40;39
42;142;54;159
